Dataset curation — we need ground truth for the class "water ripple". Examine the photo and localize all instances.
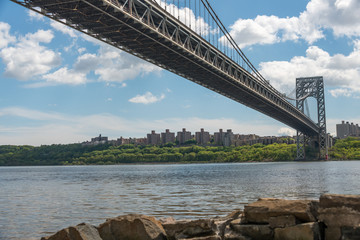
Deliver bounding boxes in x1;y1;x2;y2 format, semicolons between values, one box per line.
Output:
1;161;360;239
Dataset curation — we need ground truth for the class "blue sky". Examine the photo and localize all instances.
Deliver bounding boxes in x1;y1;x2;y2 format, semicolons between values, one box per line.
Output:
1;0;360;145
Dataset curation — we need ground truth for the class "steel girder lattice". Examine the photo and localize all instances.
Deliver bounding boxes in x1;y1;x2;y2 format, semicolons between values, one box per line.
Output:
296;77;327;160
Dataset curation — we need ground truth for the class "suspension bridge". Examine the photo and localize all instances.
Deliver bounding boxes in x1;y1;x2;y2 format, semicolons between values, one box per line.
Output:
10;0;328;160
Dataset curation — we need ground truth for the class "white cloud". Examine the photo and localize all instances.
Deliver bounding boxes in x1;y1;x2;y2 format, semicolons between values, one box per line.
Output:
28;9;44;21
50;21;77;38
228;0;360;47
259;41;360;97
42;67;87;86
94;46;161;82
304;0;360;38
227;16;307;48
0;22;16;49
73;46;161;83
73;53;99;73
329;88;353;98
154;0;212;36
129;92;165;104
278;127;296;137
0;29;61;80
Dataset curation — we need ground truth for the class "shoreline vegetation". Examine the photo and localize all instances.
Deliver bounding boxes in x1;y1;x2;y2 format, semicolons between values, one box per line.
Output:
0;137;359;166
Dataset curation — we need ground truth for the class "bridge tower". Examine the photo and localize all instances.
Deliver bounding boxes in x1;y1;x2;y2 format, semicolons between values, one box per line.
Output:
296;77;327;160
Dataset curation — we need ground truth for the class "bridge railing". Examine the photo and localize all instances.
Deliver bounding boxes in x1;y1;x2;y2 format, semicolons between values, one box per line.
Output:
148;1;265;81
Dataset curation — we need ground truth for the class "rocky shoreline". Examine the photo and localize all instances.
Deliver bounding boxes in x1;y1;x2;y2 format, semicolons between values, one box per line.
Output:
42;194;360;240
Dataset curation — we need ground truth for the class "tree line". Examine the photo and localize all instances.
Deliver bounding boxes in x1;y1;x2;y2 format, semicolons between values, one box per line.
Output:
0;137;359;166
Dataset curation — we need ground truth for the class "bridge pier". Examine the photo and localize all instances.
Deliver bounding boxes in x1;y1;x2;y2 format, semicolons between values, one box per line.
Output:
295;77;328;161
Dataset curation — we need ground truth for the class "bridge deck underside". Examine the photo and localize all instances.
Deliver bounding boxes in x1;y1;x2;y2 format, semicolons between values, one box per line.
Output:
23;0;319;136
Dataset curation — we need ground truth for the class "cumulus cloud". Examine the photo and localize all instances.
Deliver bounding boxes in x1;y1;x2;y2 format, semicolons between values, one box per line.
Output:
259;40;360;97
42;67;87;85
74;46;161;83
28;9;44;21
0;23;160;86
129;92;165;104
227;15;312;48
0;29;61;80
304;0;360;37
278;127;296;137
50;21;77;38
228;0;360;47
0;22;16;49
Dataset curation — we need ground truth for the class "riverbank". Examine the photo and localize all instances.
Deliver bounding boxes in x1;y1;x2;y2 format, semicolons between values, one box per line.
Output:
42;194;360;240
1;137;359;166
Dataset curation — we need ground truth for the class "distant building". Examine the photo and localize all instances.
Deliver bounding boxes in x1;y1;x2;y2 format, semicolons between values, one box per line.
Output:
214;129;225;145
232;134;260;146
116;137;147;145
161;129;175;144
91;134;108;145
337;121;360;138
135;138;147;145
177;128;192;144
223;129;234;147
195;128;210;145
147;130;161;145
117;137;131;145
214;129;234;146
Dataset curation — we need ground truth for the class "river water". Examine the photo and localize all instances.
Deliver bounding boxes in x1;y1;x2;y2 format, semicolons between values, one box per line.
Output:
1;161;360;239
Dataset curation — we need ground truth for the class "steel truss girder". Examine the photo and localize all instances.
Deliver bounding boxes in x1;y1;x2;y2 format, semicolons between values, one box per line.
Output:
11;0;319;136
296;77;327;160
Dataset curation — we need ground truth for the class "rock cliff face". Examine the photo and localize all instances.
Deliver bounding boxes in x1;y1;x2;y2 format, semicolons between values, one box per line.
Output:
41;194;360;240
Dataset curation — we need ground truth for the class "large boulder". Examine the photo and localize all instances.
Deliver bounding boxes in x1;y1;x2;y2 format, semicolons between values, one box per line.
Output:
97;214;167;240
274;222;321;240
161;218;214;240
244;198;318;224
41;223;102;240
318;194;360;240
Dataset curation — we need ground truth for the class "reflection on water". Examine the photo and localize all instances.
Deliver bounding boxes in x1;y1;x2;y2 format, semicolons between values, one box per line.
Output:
1;161;360;239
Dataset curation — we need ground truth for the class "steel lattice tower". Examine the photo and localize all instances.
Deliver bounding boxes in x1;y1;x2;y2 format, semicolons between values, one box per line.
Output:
296;77;328;160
